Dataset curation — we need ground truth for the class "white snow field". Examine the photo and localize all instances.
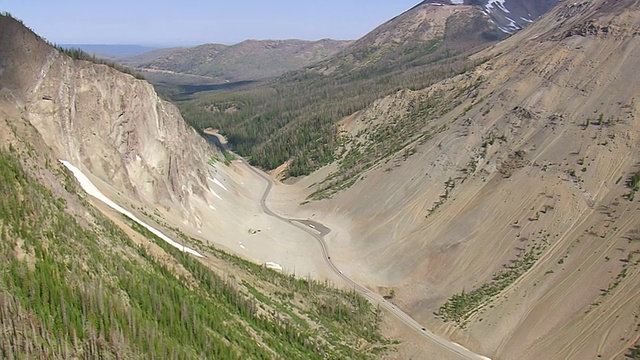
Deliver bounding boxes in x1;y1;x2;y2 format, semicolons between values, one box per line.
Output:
60;160;203;257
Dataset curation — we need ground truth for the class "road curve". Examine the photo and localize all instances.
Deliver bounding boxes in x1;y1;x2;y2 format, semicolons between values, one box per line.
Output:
241;159;489;360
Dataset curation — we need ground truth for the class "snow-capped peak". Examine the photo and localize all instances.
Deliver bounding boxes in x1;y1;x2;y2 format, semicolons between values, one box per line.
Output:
485;0;511;14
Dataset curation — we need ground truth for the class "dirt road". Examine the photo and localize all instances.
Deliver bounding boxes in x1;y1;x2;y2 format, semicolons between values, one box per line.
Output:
241;158;490;360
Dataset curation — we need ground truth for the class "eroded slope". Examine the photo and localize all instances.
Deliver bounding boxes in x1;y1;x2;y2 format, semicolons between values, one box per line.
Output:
282;1;640;358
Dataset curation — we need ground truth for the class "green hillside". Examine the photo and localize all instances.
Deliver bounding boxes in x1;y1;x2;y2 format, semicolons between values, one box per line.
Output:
0;144;391;359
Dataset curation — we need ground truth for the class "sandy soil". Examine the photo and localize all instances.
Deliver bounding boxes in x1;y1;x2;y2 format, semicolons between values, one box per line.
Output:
254;5;640;358
104;156;344;284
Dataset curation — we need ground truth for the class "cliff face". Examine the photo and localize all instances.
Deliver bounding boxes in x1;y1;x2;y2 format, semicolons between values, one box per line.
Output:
0;13;339;289
0;15;214;218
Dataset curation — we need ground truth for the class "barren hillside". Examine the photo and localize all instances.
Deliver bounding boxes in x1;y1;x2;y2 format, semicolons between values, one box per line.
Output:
270;1;640;358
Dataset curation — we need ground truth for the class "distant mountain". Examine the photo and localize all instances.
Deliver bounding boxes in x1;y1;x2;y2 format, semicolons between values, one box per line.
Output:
177;2;509;176
118;39;352;85
421;0;561;33
60;44;158;57
312;2;505;75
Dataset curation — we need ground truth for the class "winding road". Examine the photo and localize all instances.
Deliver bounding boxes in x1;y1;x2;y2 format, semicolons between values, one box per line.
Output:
241;159;490;360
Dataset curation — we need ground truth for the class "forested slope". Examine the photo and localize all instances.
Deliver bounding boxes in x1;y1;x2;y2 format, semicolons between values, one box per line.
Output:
0;147;388;359
178;3;503;176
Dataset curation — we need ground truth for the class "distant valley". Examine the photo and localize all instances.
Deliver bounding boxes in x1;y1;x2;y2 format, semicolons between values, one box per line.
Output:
108;39;352;99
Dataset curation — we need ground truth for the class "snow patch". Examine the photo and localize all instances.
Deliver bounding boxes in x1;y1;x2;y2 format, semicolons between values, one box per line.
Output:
496;24;516;34
60;160;203;258
209;188;222;200
485;0;509;14
265;261;283;271
504;16;518;30
213;178;228;192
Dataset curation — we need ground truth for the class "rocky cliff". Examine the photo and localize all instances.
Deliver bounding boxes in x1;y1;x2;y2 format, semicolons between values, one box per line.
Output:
0;15;214;224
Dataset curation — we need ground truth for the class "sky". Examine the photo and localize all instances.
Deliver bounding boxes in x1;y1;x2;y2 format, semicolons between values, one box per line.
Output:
3;1;421;46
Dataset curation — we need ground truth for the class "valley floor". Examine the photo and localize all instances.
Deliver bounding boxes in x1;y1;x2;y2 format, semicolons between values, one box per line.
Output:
94;155;490;359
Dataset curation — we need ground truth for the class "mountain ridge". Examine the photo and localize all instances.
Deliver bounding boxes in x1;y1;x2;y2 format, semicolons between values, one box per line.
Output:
60;44;158;57
419;0;561;33
0;13;393;359
118;38;352;86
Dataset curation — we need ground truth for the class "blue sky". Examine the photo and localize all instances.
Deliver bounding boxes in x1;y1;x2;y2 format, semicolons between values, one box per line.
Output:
3;1;420;46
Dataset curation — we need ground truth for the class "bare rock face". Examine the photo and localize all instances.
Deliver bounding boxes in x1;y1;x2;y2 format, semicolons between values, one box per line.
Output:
477;0;561;33
0;15;213;218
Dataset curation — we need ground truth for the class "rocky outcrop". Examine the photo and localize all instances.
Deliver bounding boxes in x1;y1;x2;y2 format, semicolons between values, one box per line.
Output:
0;15;215;220
420;0;561;33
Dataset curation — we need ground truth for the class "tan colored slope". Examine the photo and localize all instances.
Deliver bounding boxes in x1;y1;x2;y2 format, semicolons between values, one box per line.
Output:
0;15;340;285
268;1;640;359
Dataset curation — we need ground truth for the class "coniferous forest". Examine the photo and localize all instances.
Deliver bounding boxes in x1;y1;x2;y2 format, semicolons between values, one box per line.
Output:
0;145;391;359
177;10;501;177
